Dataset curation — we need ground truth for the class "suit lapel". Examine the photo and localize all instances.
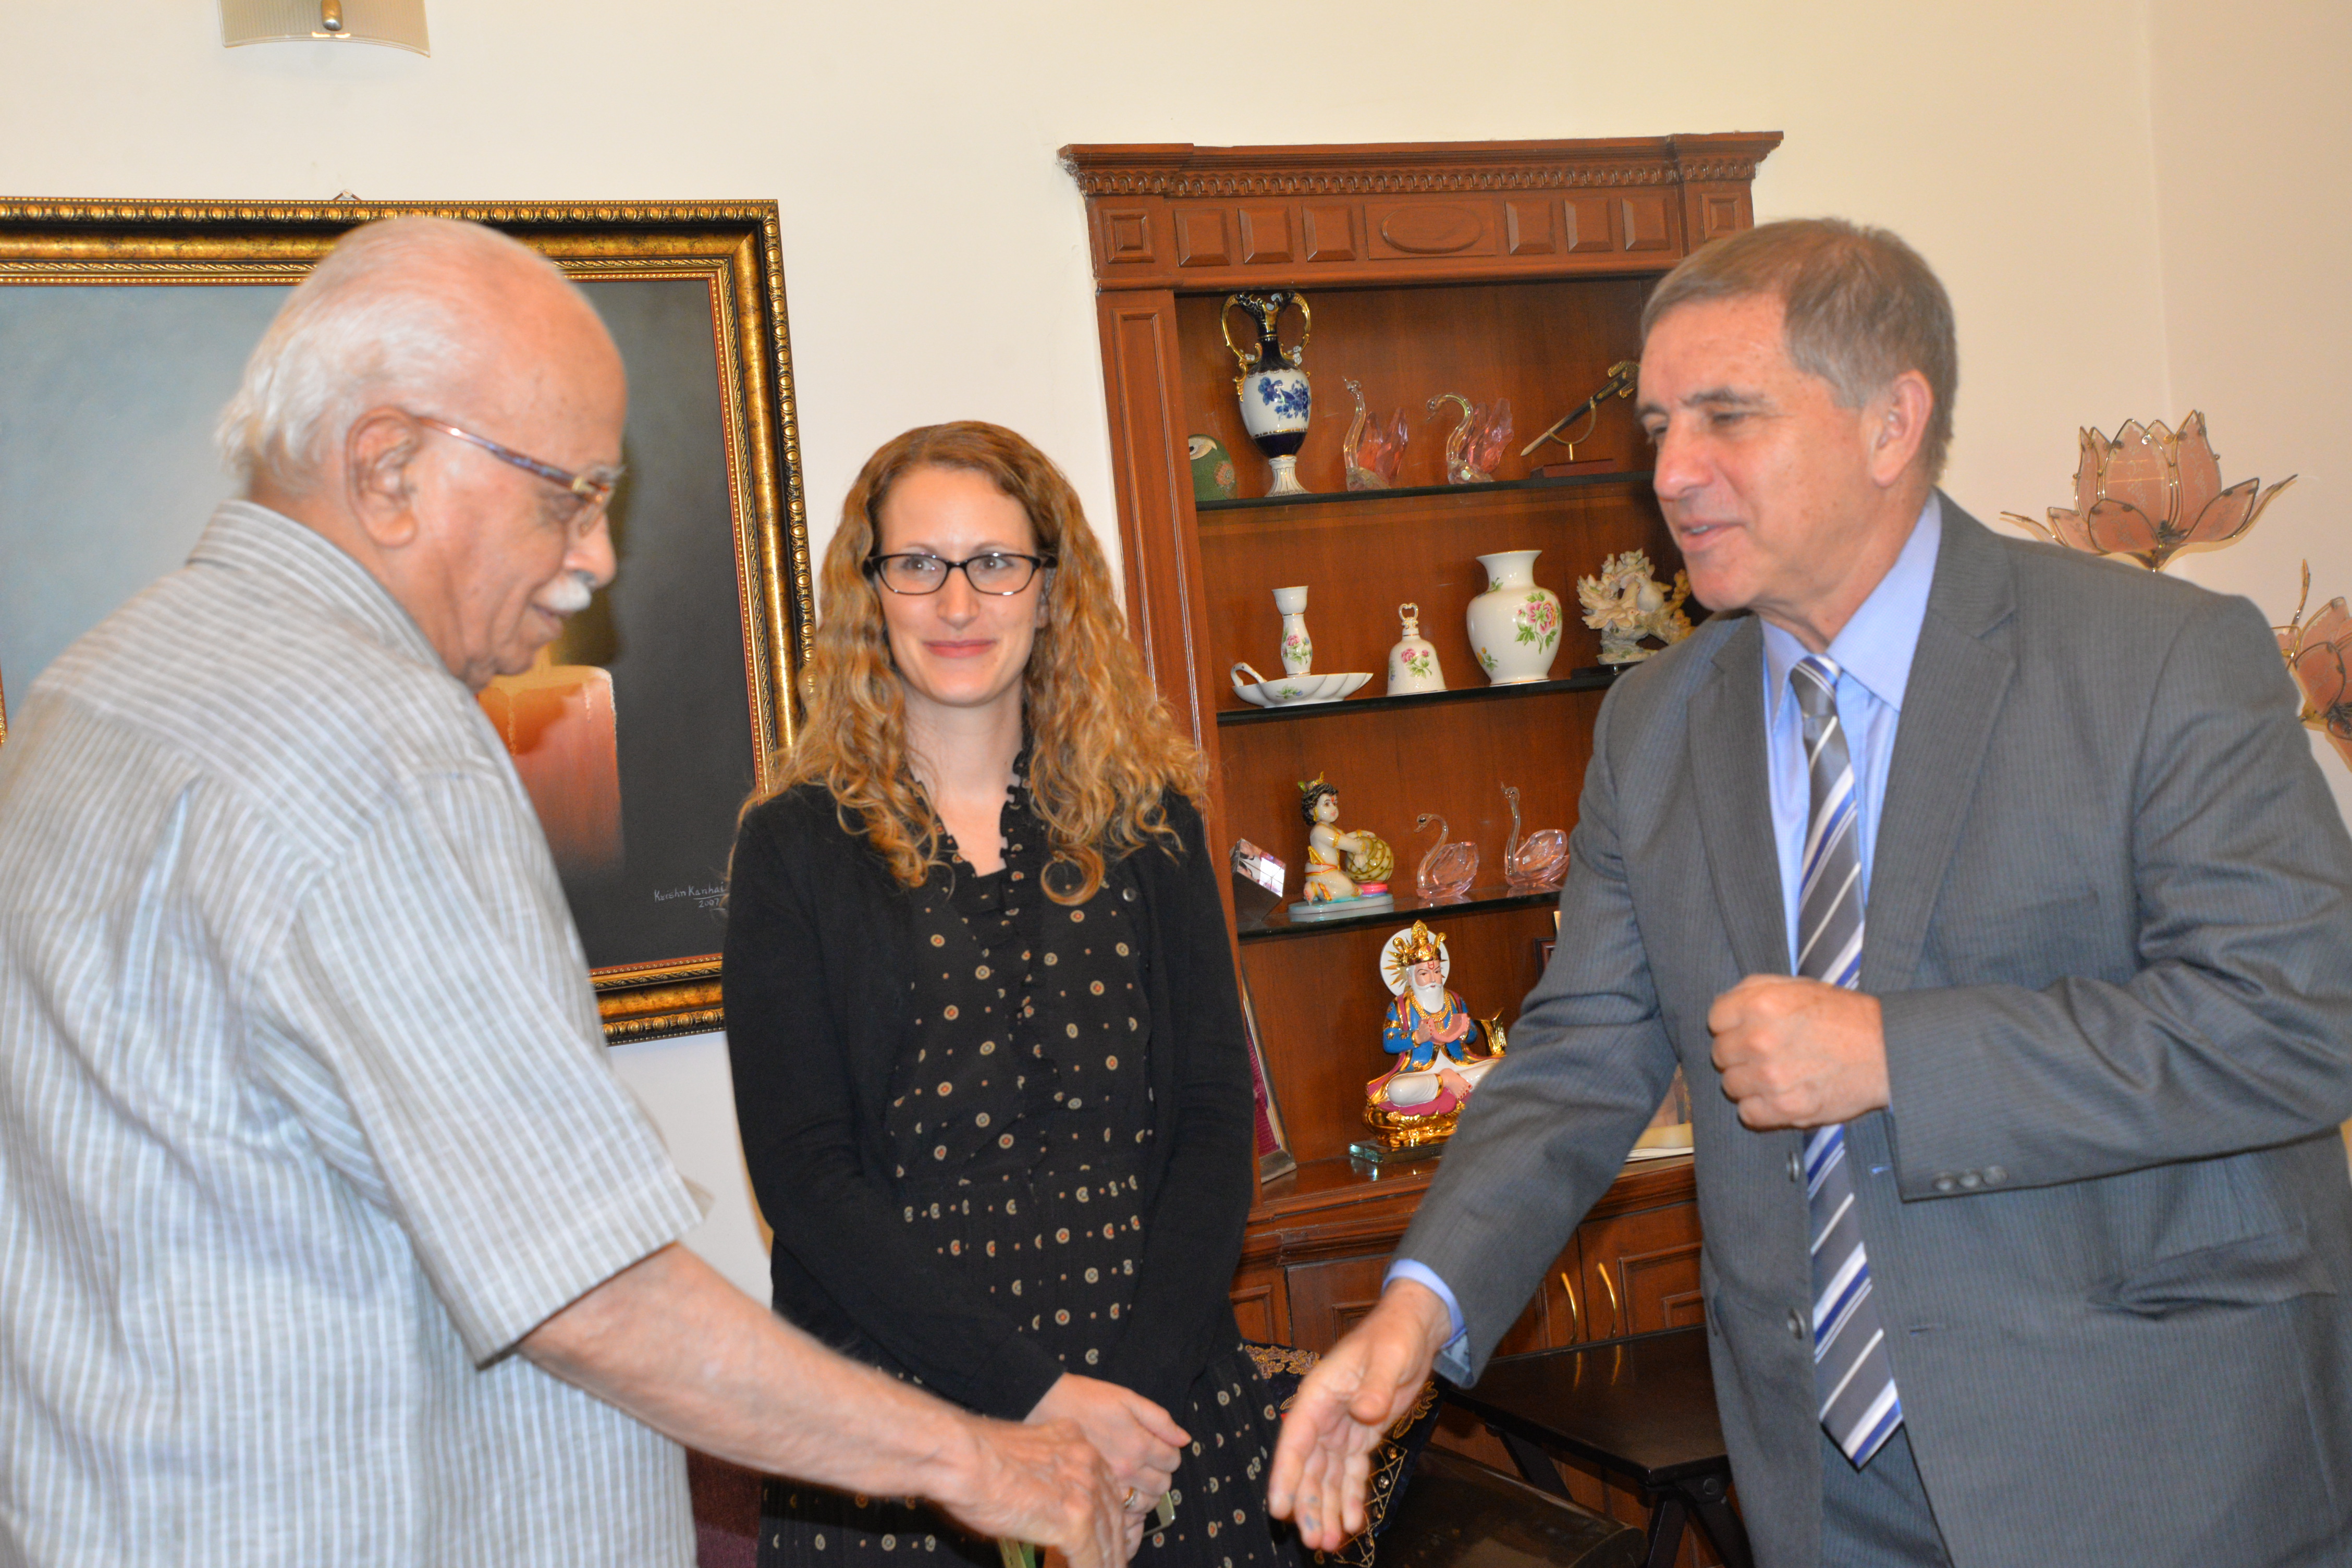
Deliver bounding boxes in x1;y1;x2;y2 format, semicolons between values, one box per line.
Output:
1689;615;1790;978
1862;499;2018;991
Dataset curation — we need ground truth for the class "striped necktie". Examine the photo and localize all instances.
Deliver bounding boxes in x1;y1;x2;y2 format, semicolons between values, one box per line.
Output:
1791;654;1903;1466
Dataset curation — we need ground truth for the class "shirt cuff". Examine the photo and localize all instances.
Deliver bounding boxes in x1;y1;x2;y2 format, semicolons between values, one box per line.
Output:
1374;1260;1467;1344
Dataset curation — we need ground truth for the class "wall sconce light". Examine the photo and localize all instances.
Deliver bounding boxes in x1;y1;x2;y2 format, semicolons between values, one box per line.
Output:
220;0;429;55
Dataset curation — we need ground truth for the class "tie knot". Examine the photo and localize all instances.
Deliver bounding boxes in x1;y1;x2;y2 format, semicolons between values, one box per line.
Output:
1791;655;1843;722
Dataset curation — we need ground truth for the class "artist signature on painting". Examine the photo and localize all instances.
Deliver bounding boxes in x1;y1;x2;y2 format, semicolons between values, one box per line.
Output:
655;884;727;911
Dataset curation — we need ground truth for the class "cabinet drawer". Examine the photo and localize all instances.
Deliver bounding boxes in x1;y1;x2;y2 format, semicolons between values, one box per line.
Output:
1281;1251;1554;1356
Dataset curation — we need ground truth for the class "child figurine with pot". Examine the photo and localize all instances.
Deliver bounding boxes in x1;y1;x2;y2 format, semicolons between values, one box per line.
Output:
1293;776;1394;917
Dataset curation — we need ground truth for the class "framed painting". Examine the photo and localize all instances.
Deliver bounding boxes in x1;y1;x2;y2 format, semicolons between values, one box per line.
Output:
0;197;814;1040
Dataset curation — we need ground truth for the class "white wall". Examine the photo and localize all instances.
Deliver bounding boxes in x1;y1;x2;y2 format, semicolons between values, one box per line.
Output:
5;0;2345;1294
2145;0;2352;823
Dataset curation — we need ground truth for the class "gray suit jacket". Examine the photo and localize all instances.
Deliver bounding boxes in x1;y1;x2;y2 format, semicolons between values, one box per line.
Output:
1401;502;2352;1567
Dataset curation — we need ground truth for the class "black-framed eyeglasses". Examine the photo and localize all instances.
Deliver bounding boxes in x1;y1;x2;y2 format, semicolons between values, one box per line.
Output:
865;550;1056;596
411;413;622;526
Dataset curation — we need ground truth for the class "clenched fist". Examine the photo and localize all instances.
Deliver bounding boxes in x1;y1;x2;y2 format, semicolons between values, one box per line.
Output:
1708;974;1888;1129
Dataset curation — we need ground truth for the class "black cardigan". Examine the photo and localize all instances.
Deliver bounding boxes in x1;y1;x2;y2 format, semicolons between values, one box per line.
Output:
723;784;1255;1420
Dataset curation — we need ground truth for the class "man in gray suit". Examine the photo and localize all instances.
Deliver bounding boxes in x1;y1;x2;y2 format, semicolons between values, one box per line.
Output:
1267;219;2352;1566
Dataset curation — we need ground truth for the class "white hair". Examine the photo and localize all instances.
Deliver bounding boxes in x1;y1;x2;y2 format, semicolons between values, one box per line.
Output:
215;216;580;494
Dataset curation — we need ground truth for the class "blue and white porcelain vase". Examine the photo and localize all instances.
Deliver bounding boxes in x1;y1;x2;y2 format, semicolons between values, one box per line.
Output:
1221;291;1313;496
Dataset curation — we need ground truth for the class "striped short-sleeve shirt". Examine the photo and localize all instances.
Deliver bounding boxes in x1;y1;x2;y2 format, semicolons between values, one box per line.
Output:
0;502;705;1565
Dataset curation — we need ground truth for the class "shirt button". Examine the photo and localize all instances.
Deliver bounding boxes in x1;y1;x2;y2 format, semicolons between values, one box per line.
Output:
1787;1309;1807;1341
1932;1174;1958;1194
1959;1171;1982;1190
1984;1165;2008;1185
1787;1150;1803;1183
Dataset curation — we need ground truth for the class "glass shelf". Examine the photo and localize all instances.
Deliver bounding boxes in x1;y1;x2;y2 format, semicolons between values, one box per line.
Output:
1238;881;1560;944
1196;467;1652;518
1218;668;1619;728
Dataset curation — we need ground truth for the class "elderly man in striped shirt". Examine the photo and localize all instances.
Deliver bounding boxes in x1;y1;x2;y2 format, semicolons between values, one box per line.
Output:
0;217;1123;1568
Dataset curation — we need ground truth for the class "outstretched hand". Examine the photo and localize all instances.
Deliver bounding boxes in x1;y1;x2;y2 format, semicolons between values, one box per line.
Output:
931;1413;1129;1568
1267;1280;1451;1551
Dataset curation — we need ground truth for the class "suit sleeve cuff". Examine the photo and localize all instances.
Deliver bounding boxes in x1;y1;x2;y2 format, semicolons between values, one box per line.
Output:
1386;1258;1472;1382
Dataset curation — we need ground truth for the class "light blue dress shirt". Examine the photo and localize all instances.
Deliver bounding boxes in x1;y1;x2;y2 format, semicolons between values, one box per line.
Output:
1391;496;1943;1380
1761;493;1940;963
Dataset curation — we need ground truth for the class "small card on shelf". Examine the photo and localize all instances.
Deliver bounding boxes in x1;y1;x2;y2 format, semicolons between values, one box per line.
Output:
1230;839;1285;930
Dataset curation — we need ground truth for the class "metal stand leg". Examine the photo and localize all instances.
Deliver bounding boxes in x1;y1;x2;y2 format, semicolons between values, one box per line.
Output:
1640;1490;1687;1568
1498;1431;1575;1500
1670;1470;1752;1568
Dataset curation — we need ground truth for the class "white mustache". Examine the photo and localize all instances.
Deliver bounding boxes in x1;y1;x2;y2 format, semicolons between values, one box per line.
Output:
539;570;598;616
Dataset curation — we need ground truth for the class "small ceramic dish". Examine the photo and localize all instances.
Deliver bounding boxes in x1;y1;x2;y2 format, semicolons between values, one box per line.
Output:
1230;663;1374;707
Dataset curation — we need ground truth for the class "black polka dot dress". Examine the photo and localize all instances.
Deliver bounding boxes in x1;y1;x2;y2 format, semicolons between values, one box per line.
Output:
759;771;1296;1568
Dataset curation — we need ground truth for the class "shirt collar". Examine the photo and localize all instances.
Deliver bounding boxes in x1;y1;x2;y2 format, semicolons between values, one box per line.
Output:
186;499;451;678
1762;491;1942;718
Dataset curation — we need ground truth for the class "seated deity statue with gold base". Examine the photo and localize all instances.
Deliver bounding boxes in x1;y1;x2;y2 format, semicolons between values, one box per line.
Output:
1355;921;1502;1159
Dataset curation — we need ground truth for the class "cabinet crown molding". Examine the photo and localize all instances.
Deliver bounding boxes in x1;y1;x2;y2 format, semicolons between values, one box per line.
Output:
1059;134;1783;198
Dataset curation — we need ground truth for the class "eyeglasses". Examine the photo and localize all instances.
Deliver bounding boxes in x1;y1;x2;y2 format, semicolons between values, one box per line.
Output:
865;551;1055;596
411;414;622;529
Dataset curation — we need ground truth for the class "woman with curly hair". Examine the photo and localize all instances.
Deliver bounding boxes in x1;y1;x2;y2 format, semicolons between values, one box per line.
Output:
725;423;1295;1568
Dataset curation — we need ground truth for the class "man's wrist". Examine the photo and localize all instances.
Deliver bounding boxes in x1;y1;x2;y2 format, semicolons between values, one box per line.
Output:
909;1404;990;1511
1383;1260;1466;1346
1381;1278;1456;1361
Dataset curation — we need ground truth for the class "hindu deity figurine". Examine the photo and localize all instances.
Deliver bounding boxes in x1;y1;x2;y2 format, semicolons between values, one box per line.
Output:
1361;921;1501;1153
1298;776;1393;903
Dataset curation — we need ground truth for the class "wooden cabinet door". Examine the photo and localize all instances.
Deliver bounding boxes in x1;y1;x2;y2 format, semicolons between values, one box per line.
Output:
1283;1254;1391;1354
1230;1259;1288;1346
1532;1236;1593;1345
1577;1202;1704;1341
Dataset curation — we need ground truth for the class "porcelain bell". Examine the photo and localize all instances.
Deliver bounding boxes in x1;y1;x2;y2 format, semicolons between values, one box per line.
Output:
1386;602;1446;695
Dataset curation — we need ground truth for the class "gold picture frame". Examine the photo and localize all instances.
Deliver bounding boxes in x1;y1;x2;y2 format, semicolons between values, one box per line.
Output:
0;197;814;1041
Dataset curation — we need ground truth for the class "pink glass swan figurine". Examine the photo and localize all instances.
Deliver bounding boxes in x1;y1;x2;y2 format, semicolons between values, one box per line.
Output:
1501;783;1569;891
1463;398;1513;482
1343;376;1408;491
1414;813;1479;902
1428;393;1514;484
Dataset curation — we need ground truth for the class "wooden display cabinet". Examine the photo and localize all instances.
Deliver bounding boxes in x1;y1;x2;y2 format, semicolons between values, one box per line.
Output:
1060;138;1775;1371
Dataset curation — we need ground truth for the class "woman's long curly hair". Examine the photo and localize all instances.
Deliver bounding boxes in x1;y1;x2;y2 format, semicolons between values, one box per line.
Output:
751;421;1207;903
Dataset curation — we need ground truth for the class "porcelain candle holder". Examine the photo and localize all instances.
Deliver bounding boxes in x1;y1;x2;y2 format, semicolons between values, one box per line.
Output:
1272;585;1313;675
1467;549;1564;685
1386;602;1446;694
1230;668;1372;707
1222;291;1313;496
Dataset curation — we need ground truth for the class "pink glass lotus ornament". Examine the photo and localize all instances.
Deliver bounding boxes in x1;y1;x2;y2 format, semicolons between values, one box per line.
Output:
2278;561;2352;774
1343;377;1409;492
1414;813;1478;903
2000;412;2295;571
1428;394;1514;484
1500;784;1568;891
